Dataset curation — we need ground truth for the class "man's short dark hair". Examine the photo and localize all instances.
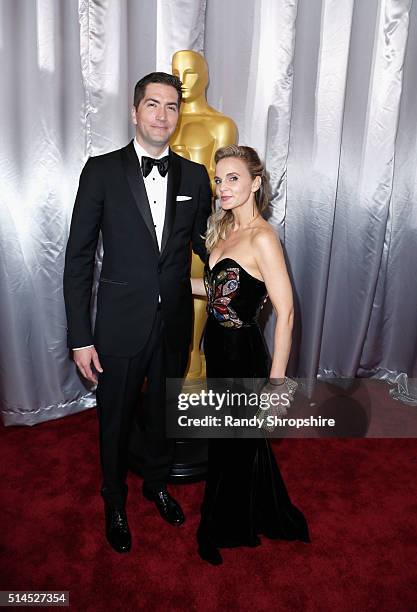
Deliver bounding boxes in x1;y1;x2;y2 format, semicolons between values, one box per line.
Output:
133;72;182;108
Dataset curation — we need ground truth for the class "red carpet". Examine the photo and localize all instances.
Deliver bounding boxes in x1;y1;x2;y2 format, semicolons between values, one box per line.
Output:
1;409;417;611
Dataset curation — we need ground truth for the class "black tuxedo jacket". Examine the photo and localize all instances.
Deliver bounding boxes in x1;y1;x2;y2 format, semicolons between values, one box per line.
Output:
63;140;212;357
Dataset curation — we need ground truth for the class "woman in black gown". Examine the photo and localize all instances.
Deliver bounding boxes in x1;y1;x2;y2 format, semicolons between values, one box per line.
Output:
191;145;310;565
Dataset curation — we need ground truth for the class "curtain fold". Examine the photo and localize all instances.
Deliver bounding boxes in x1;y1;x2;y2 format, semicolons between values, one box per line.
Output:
156;0;206;71
1;0;416;425
78;0;130;154
285;0;356;378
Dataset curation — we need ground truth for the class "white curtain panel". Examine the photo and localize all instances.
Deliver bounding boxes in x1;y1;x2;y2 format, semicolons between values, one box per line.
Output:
1;0;416;425
0;0;96;426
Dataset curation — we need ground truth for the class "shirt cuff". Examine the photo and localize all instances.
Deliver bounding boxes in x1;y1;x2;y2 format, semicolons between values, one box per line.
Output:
73;345;94;350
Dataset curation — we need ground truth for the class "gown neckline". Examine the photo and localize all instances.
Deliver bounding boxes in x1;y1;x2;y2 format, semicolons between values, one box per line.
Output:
207;257;265;285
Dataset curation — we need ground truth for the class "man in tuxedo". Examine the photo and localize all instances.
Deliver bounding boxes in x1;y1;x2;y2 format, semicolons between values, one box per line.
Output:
63;72;211;553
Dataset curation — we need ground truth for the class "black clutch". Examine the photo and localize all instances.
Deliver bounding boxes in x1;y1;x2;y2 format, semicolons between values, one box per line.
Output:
256;377;298;432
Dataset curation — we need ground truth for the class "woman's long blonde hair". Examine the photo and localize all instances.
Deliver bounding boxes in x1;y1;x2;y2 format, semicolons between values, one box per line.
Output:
205;145;269;253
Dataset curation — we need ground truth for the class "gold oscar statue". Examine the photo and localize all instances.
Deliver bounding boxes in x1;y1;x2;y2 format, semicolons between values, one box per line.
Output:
171;50;238;379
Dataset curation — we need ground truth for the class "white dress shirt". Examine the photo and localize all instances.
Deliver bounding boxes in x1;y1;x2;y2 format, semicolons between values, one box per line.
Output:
74;139;169;351
133;138;168;251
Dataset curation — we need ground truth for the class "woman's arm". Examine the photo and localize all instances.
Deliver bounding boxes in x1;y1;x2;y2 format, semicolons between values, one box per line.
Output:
253;229;294;379
191;277;206;297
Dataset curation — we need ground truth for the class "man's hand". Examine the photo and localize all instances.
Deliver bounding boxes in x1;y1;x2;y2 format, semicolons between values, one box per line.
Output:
73;346;103;384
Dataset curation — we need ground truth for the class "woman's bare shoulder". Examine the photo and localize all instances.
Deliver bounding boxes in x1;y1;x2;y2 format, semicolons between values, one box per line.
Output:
251;221;281;251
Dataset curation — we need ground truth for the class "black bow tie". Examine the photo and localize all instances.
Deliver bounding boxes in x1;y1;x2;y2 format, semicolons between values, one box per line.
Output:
141;155;170;178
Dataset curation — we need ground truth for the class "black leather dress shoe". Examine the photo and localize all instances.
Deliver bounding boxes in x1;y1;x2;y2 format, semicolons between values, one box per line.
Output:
142;486;185;526
104;505;131;553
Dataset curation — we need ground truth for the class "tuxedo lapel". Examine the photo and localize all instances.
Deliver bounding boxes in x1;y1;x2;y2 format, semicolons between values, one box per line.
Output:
121;141;159;254
160;150;181;258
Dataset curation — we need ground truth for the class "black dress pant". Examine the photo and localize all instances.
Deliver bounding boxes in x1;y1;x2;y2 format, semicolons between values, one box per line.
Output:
96;310;188;508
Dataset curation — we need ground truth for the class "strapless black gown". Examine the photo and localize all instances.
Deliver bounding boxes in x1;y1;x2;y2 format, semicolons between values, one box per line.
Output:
198;258;310;557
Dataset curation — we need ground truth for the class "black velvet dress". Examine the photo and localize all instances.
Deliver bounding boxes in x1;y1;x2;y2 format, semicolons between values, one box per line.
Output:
198;258;310;555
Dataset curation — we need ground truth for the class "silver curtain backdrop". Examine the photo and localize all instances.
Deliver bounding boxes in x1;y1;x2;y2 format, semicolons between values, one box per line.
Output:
1;0;416;426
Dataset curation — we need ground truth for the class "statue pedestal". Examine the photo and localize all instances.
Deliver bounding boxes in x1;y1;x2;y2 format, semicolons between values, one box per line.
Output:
128;378;208;483
128;440;208;483
169;376;208;482
169;439;208;482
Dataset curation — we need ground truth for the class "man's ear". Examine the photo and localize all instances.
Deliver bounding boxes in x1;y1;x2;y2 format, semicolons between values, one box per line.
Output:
131;106;137;125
